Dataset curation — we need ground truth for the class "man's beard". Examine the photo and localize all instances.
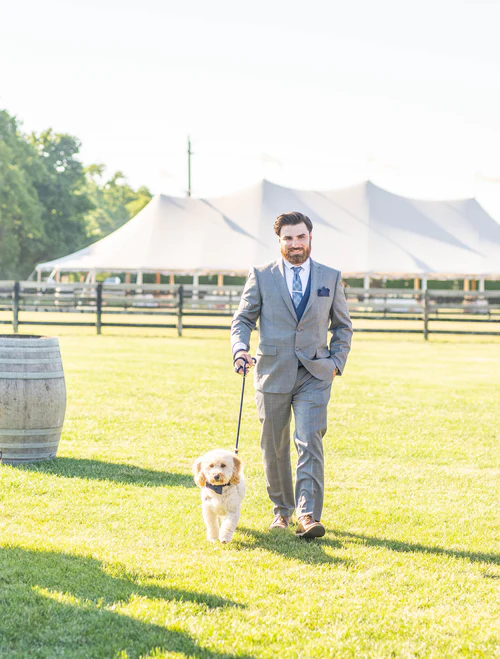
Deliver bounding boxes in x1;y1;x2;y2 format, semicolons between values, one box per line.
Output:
281;243;311;265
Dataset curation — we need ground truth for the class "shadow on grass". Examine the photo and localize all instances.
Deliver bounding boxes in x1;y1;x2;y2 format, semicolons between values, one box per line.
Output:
333;529;500;566
15;457;194;488
235;526;351;566
0;546;252;659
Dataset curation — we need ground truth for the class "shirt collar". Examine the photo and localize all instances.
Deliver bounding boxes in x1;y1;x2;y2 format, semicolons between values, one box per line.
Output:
283;257;311;274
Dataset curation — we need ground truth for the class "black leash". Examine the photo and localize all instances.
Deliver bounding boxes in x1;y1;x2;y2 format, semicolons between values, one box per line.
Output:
234;357;256;455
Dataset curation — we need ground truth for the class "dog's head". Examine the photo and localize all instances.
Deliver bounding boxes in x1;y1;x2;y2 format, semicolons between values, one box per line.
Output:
193;449;242;488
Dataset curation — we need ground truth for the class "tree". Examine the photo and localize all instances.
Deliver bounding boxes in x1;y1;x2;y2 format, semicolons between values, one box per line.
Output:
0;111;45;278
28;129;93;267
84;166;152;239
0;108;151;279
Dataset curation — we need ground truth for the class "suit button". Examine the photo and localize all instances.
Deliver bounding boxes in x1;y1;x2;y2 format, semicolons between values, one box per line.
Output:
297;328;303;332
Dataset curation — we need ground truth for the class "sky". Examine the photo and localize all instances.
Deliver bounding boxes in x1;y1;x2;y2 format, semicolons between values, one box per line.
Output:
2;0;500;219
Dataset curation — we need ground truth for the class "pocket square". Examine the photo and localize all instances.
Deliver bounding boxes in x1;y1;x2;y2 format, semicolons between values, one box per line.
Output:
317;286;330;297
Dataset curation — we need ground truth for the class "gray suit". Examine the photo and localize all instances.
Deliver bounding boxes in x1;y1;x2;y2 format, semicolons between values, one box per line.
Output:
231;258;352;520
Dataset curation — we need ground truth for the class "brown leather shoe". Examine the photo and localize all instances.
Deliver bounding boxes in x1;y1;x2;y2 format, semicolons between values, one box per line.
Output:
295;515;325;538
269;514;290;529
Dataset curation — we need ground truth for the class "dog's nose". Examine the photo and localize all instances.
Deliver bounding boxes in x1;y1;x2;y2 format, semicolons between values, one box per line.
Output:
214;474;220;481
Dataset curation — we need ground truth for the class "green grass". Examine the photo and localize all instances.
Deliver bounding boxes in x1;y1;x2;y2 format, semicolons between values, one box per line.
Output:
1;328;499;658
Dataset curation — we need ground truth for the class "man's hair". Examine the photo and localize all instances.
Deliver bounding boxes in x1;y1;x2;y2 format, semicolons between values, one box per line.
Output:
274;211;313;236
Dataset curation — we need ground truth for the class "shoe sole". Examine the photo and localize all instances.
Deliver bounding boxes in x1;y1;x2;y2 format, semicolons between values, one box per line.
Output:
296;524;325;539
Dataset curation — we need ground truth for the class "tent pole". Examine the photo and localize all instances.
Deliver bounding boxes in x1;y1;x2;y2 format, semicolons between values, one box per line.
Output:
193;272;199;303
363;275;370;302
187;136;192;197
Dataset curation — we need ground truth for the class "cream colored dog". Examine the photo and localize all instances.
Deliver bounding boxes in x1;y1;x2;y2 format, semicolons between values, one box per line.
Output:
193;449;245;543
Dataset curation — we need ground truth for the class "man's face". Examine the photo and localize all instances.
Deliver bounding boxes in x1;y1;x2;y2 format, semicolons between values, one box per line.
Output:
278;222;312;265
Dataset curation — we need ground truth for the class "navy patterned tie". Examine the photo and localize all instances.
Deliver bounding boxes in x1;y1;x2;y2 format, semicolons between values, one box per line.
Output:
292;266;303;308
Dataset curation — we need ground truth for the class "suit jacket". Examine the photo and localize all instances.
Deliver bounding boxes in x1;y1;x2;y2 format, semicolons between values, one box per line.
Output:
231;258;353;394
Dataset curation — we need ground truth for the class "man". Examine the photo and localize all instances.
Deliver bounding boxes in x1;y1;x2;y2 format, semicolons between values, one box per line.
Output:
231;211;352;539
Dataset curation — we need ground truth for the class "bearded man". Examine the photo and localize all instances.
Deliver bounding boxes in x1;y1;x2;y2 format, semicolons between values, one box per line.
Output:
231;211;352;538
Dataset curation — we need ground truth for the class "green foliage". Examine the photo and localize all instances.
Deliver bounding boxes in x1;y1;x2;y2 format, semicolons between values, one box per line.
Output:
0;108;152;279
223;275;246;285
84;166;152;239
0;112;44;278
28;129;93;268
0;111;93;278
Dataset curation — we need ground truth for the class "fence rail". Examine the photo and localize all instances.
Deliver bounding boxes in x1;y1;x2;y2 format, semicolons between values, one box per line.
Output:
0;281;498;338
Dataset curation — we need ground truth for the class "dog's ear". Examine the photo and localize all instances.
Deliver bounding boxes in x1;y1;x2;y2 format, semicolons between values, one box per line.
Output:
230;455;242;485
193;458;206;487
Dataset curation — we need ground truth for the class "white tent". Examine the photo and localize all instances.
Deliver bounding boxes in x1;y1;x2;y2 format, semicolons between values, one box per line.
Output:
36;180;500;280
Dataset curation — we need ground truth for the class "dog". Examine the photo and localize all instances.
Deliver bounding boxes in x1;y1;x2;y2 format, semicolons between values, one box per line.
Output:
193;449;245;543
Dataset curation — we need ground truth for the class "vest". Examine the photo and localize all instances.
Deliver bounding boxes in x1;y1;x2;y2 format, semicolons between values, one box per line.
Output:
294;272;311;322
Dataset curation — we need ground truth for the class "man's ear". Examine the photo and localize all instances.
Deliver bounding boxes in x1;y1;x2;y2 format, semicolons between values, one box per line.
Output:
193;458;206;487
230;455;242;485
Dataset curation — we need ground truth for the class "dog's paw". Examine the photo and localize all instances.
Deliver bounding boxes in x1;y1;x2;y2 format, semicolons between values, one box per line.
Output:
206;534;218;542
219;534;234;543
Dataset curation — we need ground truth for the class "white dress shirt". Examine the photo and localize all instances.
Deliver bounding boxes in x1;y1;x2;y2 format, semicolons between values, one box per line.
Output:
233;258;311;356
282;257;311;299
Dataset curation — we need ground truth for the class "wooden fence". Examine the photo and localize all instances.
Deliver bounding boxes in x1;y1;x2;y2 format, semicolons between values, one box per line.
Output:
0;281;499;338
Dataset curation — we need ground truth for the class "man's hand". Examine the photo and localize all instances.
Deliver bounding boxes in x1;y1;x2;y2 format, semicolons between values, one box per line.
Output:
233;350;254;376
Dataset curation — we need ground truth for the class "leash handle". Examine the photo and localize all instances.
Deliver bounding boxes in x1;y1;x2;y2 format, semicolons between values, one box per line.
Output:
235;357;256;455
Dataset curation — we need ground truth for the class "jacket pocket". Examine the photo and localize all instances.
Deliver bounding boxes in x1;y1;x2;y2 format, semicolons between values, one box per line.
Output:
315;347;330;359
256;344;277;356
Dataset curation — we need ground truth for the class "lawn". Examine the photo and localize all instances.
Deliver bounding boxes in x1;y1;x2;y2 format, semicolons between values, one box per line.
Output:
0;328;499;658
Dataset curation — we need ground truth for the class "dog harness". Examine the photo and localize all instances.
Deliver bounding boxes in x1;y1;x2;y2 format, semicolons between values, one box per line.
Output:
206;482;232;495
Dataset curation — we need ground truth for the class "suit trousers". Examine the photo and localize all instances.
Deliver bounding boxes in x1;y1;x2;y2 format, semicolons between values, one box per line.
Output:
255;364;332;521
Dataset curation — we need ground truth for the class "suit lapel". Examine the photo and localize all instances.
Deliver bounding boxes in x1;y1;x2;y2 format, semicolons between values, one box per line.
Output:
271;259;297;321
300;260;319;321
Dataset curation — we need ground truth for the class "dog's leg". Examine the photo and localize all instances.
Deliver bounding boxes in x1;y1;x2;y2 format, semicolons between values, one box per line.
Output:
219;509;240;543
202;503;219;542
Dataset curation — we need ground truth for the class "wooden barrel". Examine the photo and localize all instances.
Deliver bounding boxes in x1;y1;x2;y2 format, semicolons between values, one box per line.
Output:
0;335;66;465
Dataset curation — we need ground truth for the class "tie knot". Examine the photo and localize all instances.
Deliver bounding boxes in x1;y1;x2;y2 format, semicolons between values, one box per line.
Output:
292;266;302;274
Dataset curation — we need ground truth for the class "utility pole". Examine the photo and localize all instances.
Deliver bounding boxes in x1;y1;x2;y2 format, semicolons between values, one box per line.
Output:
187;136;192;197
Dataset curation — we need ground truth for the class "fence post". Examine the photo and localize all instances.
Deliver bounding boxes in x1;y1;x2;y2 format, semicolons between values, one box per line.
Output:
177;285;184;336
424;290;429;340
96;283;103;335
12;281;20;333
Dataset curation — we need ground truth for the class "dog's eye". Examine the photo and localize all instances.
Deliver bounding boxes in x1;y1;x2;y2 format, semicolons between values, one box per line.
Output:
209;464;214;468
221;463;226;468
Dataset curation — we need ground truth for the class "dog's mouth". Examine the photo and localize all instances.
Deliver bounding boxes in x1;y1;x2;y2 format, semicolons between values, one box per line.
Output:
210;474;228;485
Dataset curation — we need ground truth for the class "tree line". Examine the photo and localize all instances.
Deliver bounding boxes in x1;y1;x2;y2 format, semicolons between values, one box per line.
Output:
0;109;152;279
